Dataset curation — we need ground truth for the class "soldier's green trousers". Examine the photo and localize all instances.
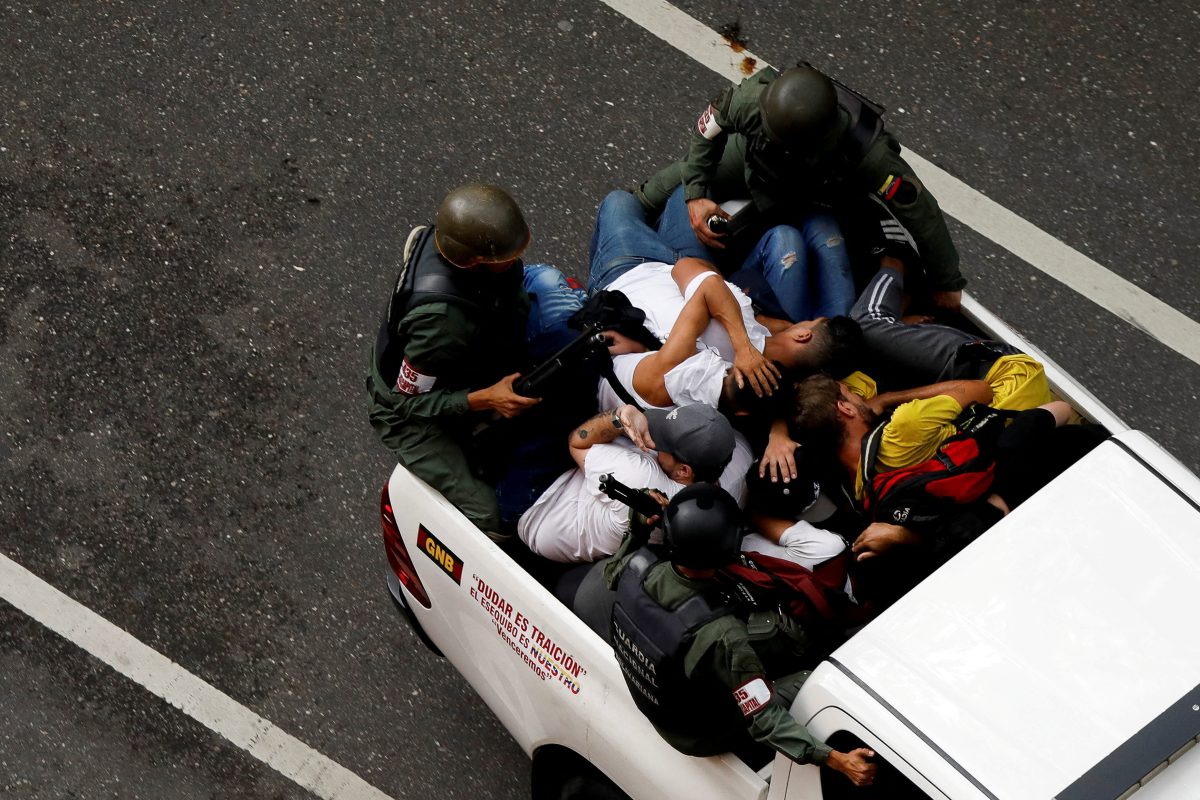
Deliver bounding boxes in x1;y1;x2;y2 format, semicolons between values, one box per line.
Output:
366;361;501;533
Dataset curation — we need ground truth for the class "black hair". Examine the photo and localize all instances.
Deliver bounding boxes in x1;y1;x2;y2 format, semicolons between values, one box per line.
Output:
811;315;864;377
718;367;787;418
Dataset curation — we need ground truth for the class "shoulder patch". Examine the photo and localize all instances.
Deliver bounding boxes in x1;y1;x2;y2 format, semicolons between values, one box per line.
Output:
696;105;723;140
877;174;902;200
733;677;773;717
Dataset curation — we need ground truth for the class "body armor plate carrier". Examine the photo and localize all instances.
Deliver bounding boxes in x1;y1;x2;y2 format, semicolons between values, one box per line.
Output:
374;225;522;387
610;549;744;746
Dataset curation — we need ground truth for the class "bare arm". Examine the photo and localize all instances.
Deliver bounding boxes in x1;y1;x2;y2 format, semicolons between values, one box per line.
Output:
749;515;795;545
869;379;993;415
1040;400;1073;426
670;258;752;351
754;313;793;335
568;405;654;471
669;257;780;395
631;287;715;407
851;522;922;562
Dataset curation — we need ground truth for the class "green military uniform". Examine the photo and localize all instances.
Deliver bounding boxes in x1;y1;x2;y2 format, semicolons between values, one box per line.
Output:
610;552;832;763
365;226;530;532
637;66;965;293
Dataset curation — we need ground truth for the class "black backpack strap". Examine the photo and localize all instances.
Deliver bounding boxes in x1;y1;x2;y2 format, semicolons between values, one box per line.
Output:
859;416;891;509
950;403;1020;440
599;354;643;412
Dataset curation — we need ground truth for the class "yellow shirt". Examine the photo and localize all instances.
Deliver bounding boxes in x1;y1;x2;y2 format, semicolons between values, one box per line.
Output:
850;355;1050;498
855;395;965;499
842;371;877;401
985;353;1052;410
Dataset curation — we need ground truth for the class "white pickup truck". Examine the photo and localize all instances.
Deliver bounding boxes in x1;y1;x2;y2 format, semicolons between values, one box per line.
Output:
378;296;1200;800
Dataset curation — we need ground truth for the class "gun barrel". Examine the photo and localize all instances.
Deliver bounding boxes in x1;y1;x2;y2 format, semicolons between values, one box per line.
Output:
513;329;610;397
598;472;664;519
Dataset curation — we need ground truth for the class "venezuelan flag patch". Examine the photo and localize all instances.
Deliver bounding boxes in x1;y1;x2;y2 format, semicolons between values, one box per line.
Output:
877;174;902;201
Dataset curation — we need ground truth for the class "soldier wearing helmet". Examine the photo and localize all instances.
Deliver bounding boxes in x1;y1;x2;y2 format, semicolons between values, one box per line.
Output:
366;182;563;538
605;483;877;786
636;64;965;312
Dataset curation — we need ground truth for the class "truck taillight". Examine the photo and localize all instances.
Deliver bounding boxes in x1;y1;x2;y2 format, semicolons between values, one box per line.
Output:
380;483;431;608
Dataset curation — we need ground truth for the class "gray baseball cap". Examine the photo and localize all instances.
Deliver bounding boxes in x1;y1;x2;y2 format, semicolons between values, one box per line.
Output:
645;404;735;473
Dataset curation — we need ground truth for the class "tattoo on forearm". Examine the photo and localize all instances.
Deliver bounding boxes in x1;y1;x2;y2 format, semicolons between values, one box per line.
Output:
577;428;588;440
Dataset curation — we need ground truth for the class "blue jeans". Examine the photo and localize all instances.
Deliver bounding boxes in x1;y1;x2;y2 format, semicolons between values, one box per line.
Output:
587;190;709;291
524;262;586;355
494;264;592;532
656;186;856;321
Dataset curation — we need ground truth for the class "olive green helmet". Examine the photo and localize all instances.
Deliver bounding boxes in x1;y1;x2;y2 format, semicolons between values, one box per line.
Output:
433;182;531;267
760;66;839;147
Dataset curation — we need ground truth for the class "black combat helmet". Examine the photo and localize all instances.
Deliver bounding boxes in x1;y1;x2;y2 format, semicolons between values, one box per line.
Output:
434;182;531;267
664;483;744;570
760;66;839;148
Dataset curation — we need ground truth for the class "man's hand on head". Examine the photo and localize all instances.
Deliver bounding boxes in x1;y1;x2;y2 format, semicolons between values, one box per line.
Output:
759;436;799;483
732;347;781;398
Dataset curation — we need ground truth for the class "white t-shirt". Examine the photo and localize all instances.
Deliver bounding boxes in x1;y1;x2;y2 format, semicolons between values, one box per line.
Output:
605;262;768;359
597;349;729;411
741;522;847;569
741;521;854;600
599;264;768;411
518;435;754;563
597;352;669;411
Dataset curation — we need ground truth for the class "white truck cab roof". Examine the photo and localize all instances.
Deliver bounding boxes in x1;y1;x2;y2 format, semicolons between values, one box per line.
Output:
824;432;1200;799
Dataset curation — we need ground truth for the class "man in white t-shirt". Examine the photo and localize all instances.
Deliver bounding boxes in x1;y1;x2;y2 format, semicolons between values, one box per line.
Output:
518;402;753;563
598;257;862;415
578;200;864;579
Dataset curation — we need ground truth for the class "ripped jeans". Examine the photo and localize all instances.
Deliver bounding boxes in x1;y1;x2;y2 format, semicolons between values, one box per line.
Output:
655;186;856;321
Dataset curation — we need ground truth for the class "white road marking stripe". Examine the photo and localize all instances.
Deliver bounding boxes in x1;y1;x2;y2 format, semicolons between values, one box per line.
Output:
0;553;397;800
596;0;1200;365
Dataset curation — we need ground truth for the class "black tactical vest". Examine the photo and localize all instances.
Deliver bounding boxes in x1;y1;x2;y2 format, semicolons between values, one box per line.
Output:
374;225;524;388
747;79;886;206
610;550;744;744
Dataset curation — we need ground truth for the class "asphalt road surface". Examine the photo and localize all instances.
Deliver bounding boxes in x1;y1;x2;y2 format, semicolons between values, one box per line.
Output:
1;1;1197;798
